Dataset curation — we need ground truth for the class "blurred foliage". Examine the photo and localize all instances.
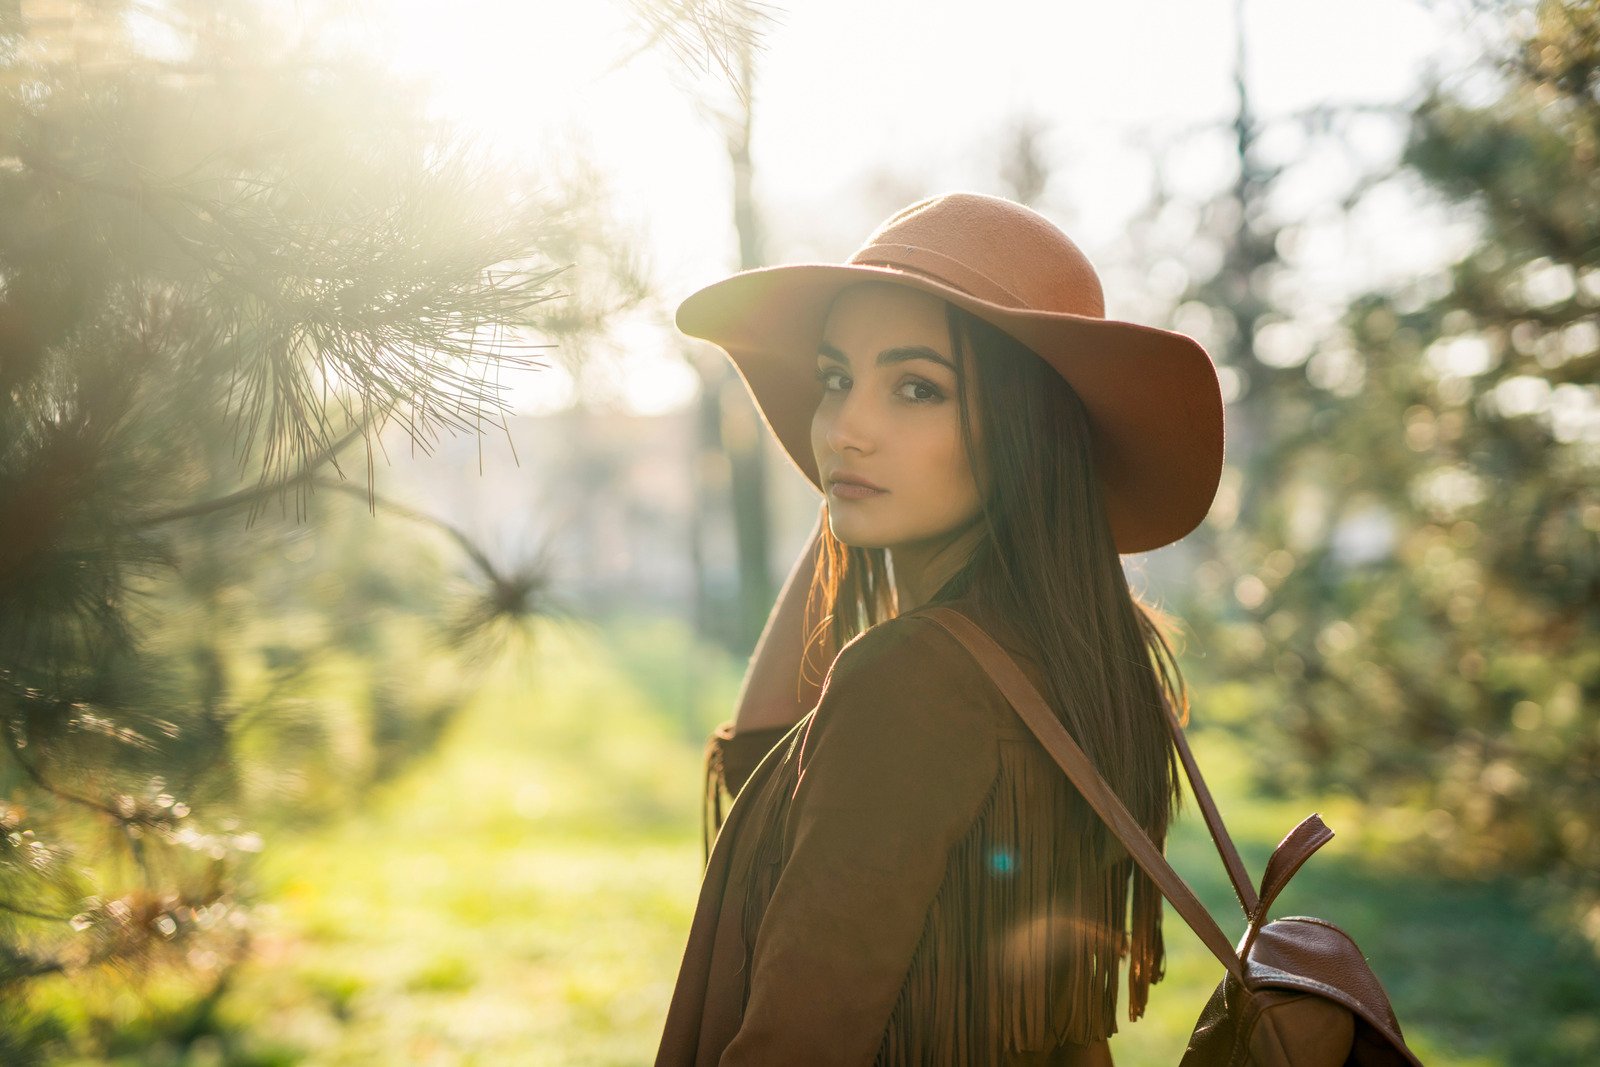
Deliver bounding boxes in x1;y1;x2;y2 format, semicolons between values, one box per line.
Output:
5;618;750;1065
0;0;784;1055
1178;0;1599;952
0;0;630;1058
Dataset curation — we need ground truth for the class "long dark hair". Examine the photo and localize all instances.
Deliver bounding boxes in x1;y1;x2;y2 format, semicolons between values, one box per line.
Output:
801;297;1189;1006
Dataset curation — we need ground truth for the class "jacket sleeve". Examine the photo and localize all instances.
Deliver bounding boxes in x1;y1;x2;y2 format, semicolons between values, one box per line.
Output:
703;720;795;866
720;615;1002;1066
708;720;793;798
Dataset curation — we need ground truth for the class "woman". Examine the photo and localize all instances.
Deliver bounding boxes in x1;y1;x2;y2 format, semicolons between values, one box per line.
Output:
657;192;1224;1065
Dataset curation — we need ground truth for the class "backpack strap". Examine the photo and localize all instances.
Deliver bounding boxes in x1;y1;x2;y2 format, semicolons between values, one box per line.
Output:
1163;697;1261;919
923;607;1247;983
924;606;1258;917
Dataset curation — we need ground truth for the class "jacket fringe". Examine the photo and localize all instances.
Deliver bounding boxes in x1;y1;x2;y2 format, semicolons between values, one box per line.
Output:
872;740;1167;1063
707;728;1168;1062
736;766;794;1013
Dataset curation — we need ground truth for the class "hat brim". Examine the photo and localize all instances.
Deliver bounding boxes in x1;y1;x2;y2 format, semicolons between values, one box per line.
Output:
677;262;1224;555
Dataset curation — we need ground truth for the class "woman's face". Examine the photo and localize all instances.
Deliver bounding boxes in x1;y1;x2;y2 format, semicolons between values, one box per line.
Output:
811;282;983;551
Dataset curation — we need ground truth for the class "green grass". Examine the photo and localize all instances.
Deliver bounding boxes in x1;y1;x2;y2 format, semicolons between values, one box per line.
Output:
211;618;733;1067
35;614;1600;1064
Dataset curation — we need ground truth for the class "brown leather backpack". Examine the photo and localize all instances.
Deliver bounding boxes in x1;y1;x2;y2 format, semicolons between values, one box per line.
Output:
925;608;1425;1066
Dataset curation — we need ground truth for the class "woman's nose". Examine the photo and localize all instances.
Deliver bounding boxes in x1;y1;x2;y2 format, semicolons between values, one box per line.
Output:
822;391;875;455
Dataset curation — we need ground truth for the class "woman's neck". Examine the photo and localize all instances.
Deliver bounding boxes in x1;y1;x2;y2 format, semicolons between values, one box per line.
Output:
890;521;985;613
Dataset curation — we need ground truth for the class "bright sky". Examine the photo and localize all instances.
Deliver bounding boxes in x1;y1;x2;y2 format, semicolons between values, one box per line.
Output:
368;0;1492;416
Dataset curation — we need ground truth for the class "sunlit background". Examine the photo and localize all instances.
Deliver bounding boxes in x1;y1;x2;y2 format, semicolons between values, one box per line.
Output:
375;0;1481;419
2;0;1597;1063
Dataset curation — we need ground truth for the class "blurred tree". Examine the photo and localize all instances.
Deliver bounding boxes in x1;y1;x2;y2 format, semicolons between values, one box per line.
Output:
0;0;559;1045
720;26;776;655
681;2;780;655
999;112;1052;208
0;0;766;1057
1169;0;1599;955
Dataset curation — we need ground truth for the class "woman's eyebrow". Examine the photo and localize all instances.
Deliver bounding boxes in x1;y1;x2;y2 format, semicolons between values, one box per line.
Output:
817;342;955;372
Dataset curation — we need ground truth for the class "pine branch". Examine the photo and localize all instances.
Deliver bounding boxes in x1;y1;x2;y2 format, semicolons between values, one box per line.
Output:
131;424;367;528
309;477;501;583
0;899;75;924
0;949;70;987
16;138;566;506
2;714;124;823
618;0;781;103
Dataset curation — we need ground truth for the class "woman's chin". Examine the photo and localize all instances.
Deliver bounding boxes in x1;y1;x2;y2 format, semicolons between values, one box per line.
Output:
826;520;891;550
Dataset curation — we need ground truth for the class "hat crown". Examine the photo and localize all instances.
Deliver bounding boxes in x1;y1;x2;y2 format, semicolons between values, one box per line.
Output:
849;192;1105;319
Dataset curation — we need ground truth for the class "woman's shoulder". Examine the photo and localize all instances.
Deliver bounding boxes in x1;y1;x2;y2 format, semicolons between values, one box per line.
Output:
816;601;1033;738
834;597;1039;672
824;606;967;686
793;612;1012;805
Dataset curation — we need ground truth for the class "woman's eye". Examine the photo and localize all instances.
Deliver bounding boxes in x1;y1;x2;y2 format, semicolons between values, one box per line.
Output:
815;367;849;391
814;367;941;403
898;378;944;403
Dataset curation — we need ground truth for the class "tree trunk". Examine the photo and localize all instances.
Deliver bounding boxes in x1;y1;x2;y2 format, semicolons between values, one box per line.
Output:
694;39;773;654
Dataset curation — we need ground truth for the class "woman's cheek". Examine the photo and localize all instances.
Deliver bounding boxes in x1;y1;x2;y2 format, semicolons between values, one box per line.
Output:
809;404;831;468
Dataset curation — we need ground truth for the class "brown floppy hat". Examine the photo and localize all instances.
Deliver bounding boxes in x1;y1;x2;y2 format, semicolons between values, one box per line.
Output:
676;191;1225;554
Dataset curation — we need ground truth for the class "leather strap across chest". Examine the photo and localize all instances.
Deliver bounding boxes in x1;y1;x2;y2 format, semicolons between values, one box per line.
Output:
922;606;1258;982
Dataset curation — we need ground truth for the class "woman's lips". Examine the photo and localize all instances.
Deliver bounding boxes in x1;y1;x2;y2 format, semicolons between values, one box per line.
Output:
829;480;886;500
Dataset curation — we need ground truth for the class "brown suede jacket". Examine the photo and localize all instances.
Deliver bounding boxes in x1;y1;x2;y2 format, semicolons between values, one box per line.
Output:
656;598;1157;1065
